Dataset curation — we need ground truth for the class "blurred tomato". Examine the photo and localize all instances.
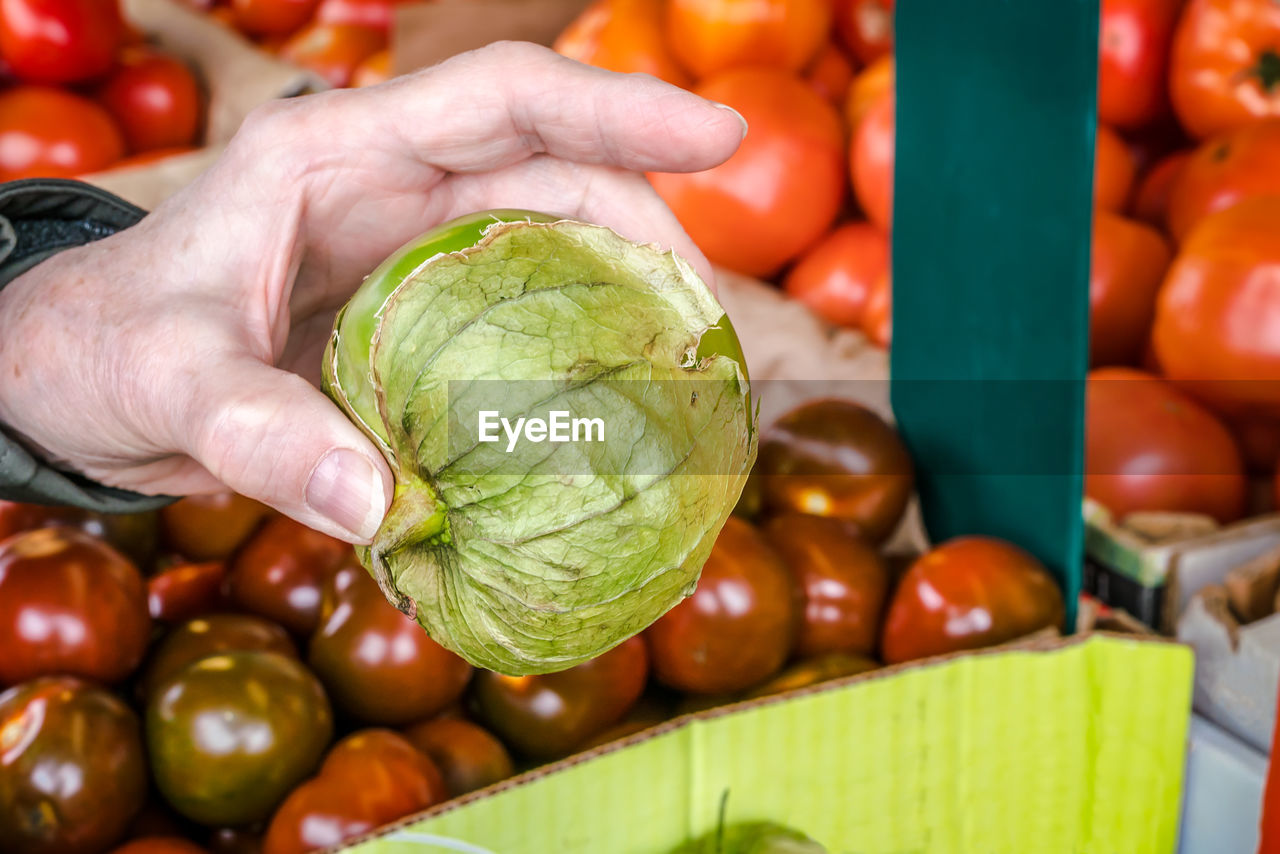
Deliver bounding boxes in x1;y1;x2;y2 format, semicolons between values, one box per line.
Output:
315;0;392;32
880;537;1065;663
1096;0;1179;130
1095;124;1137;211
1086;368;1246;522
833;0;893;65
472;636;648;758
553;0;690;87
0;528;149;686
744;651;879;699
0;503;157;571
0;501;82;541
400;717;514;798
230;0;319;36
650;68;845;278
1170;0;1280;139
122;800;188;843
139;613;298;700
1230;414;1280;473
761;514;889;658
110;840;209;854
206;829;262;854
0;677;148;854
308;566;471;725
1166;119;1280;241
1130;149;1189;228
98;48;202;153
146;651;333;826
783;221;887;328
757;398;913;542
862;271;891;348
1089;210;1171;367
147;561;229;623
843;54;891;132
351;47;390;86
804;41;854;105
646;517;797;694
1154;196;1280;418
849;89;892;229
160;493;273;562
279;22;385;88
225;516;352;637
0;0;122;83
0;86;123;179
666;0;831;78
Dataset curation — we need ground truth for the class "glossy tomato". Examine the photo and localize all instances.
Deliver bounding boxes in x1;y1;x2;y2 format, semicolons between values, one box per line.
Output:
278;22;385;88
147;561;229;624
230;0;319;36
1096;0;1179;130
159;493;273;562
1095;124;1137;211
139;613;298;700
225;515;353;637
666;0;830;78
0;0;122;83
1170;0;1280;139
1086;368;1246;522
761;514;889;658
110;840;209;854
471;635;648;758
834;0;893;65
646;517;797;695
804;41;854;105
651;68;845;278
1165;119;1280;241
0;501;82;540
400;718;515;798
757;398;913;542
0;528;149;686
782;221;888;329
849;89;892;230
97;48;202;153
0;502;157;569
351;47;390;87
843;54;892;132
0;86;124;179
1131;149;1190;227
880;537;1065;664
553;0;691;88
1153;196;1280;418
308;565;471;725
320;729;445;800
1089;210;1171;367
0;677;148;854
862;272;891;348
146;651;333;826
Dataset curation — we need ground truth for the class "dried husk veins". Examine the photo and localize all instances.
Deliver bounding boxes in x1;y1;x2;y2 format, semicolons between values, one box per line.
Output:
329;219;755;675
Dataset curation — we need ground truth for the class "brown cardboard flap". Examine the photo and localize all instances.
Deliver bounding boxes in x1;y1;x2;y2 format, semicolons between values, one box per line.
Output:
1225;544;1280;624
393;0;593;73
1123;511;1219;544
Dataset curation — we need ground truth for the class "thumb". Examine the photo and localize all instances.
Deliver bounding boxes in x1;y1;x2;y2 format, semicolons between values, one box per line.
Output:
183;358;392;543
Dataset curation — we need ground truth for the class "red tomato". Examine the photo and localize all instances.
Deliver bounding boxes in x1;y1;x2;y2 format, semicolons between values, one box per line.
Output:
843;54;891;133
0;500;83;540
400;718;515;798
649;68;845;278
553;0;691;88
231;0;320;37
278;22;385;88
1095;124;1137;211
1170;0;1280;139
666;0;832;79
315;0;392;32
1130;149;1190;228
1231;414;1280;473
1086;368;1246;522
147;561;229;623
319;729;446;805
646;517;798;695
351;47;390;87
0;86;124;179
833;0;893;65
0;528;150;686
97;48;202;153
850;89;892;229
880;536;1065;664
1153;196;1280;418
0;0;122;84
782;221;887;328
160;493;273;562
862;271;891;348
1089;210;1172;367
1096;0;1179;130
110;839;210;854
804;41;855;105
1165;119;1280;242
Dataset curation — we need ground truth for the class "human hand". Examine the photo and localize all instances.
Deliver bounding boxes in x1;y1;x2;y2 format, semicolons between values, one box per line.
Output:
0;42;745;543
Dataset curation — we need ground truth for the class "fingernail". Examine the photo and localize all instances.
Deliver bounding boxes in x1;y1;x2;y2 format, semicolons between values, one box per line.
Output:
712;102;749;139
306;449;387;541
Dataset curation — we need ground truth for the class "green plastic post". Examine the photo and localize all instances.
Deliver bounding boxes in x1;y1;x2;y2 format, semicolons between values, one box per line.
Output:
890;0;1099;624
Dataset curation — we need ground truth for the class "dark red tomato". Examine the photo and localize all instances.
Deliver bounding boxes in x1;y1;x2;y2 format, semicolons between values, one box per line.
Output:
97;48;202;153
1097;0;1180;130
757;398;913;543
314;0;392;32
206;829;262;854
0;0;122;83
761;514;889;658
139;613;298;700
782;221;888;329
148;562;230;624
110;839;209;854
278;22;385;88
0;86;124;179
0;501;82;540
1130;149;1190;228
1089;210;1172;367
159;493;273;562
0;677;148;854
225;516;353;637
471;636;648;759
1232;414;1280;473
0;503;156;568
1086;367;1246;523
400;717;515;798
646;517;797;695
319;729;446;803
0;528;150;686
307;565;471;725
834;0;893;65
230;0;319;36
744;652;879;699
880;536;1065;664
122;800;188;842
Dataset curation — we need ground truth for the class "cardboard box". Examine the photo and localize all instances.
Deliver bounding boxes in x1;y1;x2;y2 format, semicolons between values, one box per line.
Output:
1179;715;1267;854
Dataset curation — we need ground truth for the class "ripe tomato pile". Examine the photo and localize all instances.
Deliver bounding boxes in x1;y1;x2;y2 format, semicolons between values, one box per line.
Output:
0;398;1064;854
0;0;205;180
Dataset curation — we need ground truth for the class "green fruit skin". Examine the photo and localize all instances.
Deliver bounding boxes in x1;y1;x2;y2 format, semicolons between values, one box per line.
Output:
145;650;333;826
